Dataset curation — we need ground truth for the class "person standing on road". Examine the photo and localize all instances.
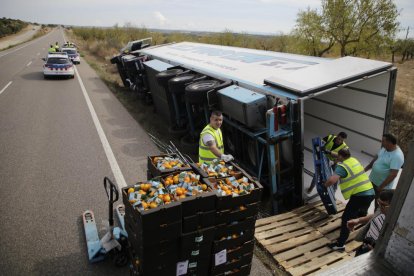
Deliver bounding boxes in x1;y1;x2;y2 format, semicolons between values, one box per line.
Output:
365;133;404;209
54;42;60;52
48;45;56;53
324;148;375;252
347;189;394;256
199;111;233;164
307;131;348;193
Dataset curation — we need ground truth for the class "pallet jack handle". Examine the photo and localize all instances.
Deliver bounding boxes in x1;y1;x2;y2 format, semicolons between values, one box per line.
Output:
103;177;119;228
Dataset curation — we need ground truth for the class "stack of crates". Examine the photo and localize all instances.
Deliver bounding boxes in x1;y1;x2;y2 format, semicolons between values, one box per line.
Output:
200;162;263;276
124;155;262;275
123;183;182;275
125;154;218;275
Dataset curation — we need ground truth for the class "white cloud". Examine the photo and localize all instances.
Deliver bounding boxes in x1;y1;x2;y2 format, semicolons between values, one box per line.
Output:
154;11;167;26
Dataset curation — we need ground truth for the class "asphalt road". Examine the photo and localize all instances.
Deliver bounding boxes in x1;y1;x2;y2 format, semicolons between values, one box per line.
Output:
0;28;273;275
0;28;159;275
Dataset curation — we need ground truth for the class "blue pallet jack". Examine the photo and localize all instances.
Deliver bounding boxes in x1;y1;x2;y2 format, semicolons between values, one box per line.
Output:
82;177;129;266
312;137;337;215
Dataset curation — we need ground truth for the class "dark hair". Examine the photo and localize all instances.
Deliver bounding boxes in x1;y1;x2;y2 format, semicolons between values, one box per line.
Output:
383;133;397;145
338;132;348;139
379;189;394;203
338;148;351;159
211;110;222;117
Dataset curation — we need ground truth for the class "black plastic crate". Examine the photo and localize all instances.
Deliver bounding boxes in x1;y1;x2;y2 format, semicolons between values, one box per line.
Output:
179;189;216;217
127;228;179;268
190;161;243;179
183;210;216;233
122;184;182;225
148;154;192;177
203;175;263;211
159;172;216;217
210;253;253;275
122;185;182;243
125;213;181;246
212;230;255;253
215;202;259;225
128;243;177;276
211;240;254;267
214;217;255;240
213;264;252;276
180;226;215;260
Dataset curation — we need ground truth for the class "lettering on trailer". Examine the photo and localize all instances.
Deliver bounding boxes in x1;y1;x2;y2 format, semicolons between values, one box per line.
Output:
169;44;318;70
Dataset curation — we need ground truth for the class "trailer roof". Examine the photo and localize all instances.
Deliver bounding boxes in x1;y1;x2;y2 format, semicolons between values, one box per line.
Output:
140;42;392;98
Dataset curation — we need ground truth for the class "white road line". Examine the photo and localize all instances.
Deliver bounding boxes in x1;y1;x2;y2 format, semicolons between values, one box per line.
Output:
27;61;32;67
74;66;127;189
0;81;13;96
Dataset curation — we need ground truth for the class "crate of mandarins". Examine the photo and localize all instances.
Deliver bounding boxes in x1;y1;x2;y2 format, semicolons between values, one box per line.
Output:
148;154;192;177
203;172;263;211
122;178;182;244
191;160;243;179
161;171;216;218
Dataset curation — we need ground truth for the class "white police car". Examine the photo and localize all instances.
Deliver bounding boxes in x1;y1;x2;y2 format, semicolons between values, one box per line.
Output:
62;47;80;64
43;52;75;79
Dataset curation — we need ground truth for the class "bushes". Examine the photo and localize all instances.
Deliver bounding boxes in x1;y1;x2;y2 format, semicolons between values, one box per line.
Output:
0;17;28;38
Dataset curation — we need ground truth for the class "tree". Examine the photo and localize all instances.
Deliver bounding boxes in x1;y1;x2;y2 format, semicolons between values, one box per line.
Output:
294;8;335;56
295;0;399;57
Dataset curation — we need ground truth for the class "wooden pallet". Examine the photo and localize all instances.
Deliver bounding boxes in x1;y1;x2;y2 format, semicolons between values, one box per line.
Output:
255;201;364;276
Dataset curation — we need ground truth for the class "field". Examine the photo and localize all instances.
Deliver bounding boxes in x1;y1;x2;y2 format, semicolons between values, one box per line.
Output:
66;28;414;156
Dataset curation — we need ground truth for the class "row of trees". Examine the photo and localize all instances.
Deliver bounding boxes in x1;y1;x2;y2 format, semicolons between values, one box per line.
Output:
0;17;28;38
71;0;412;62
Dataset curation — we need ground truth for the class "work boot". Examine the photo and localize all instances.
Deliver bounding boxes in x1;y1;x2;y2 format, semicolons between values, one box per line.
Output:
328;242;345;252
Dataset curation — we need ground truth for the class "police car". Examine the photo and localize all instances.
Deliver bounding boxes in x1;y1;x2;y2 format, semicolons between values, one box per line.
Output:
43;52;75;79
62;47;80;64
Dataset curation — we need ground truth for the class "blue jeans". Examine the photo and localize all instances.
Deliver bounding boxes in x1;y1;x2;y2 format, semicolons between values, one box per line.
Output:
337;194;375;246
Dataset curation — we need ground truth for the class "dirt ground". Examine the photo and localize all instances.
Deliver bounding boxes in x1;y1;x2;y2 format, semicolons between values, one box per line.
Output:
390;59;414;155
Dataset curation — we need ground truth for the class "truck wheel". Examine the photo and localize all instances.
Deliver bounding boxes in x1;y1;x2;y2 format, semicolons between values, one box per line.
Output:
185;80;220;105
156;69;184;88
180;134;199;154
168;125;188;138
168;74;196;95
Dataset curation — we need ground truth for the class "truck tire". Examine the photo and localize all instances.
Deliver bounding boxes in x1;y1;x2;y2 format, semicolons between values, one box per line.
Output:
168;74;196;95
180;133;199;154
168;125;188;138
156;69;184;88
185;80;220;105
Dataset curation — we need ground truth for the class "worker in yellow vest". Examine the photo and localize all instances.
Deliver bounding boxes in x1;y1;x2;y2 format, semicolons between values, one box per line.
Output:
322;132;348;161
48;45;56;53
307;132;349;193
54;42;60;52
324;148;374;252
199;111;233;164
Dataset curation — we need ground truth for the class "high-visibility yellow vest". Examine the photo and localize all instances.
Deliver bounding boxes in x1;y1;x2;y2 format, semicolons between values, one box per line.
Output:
48;47;56;53
337;157;373;200
325;135;348;161
198;124;224;164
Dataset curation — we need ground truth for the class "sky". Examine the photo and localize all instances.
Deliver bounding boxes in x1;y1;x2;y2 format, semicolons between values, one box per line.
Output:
1;0;413;38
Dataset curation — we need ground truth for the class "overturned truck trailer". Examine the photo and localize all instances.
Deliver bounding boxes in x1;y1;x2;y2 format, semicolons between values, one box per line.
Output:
119;42;397;214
